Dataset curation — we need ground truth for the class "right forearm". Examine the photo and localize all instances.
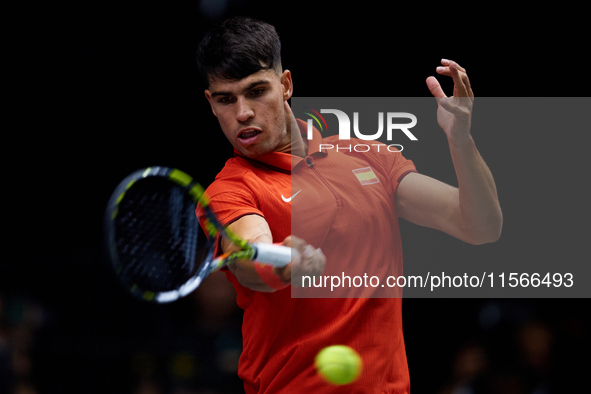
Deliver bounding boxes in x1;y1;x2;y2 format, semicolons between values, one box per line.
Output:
220;214;275;291
221;216;325;291
228;260;278;292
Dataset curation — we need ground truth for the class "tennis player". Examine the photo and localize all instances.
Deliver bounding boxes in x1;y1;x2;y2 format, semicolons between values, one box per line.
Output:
195;16;502;393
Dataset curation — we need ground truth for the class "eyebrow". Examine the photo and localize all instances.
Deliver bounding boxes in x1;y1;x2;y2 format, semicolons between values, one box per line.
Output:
210;79;271;98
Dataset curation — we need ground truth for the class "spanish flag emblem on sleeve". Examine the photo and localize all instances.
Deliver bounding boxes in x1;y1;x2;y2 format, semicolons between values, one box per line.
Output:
352;167;379;185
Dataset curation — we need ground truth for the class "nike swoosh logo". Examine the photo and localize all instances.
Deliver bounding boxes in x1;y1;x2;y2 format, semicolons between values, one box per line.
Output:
281;190;302;202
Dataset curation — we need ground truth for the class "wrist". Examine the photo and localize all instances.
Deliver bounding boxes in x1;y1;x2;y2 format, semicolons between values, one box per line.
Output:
254;262;290;290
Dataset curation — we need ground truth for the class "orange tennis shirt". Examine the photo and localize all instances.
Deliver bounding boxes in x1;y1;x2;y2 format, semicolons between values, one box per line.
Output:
198;120;417;393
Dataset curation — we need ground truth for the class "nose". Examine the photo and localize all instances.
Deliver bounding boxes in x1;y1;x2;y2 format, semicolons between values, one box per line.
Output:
236;97;254;122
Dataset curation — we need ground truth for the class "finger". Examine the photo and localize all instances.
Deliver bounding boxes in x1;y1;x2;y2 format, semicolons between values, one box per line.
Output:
302;244;315;261
449;62;469;97
281;236;305;270
463;71;474;97
303;246;325;277
440;65;473;98
289;244;322;284
440;59;466;73
283;235;306;253
311;248;326;275
437;59;466;76
282;235;292;248
443;60;473;97
449;62;466;90
426;76;447;98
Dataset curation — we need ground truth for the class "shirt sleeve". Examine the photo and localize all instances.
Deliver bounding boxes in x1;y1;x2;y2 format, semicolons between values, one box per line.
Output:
203;189;264;227
196;169;263;224
377;144;418;195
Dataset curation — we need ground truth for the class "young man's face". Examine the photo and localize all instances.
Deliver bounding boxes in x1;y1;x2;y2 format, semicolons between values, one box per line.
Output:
205;68;293;158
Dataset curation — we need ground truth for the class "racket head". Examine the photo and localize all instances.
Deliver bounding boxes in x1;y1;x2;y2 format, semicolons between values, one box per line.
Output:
104;166;213;303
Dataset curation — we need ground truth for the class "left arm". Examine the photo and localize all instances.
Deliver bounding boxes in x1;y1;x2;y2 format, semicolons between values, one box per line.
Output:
395;59;502;245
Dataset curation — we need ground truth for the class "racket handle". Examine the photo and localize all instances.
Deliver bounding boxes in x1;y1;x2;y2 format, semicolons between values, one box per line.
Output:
252;243;295;267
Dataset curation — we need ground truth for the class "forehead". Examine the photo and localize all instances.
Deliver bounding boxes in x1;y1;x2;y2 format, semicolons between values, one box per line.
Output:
207;69;280;94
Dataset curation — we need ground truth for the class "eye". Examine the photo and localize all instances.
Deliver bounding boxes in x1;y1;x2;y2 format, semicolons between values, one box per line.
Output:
250;88;265;97
217;96;234;104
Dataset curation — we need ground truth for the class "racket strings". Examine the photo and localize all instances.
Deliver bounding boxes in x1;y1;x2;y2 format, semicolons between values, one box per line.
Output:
114;178;200;292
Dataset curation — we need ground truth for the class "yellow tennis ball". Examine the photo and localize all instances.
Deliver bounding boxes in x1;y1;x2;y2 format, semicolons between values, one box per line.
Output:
315;345;362;385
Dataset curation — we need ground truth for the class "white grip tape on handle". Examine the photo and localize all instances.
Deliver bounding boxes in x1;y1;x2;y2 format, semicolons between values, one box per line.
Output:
252;243;295;267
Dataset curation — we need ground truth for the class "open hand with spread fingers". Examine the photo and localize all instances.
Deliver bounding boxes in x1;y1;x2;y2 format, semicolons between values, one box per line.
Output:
426;59;475;144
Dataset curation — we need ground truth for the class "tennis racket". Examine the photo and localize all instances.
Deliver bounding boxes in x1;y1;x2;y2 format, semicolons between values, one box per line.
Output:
104;166;294;303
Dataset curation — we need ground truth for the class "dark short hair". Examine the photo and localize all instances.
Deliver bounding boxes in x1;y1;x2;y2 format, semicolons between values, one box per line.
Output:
196;16;282;87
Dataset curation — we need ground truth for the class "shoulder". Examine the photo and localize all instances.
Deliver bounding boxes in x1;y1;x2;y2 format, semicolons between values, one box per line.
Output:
201;157;265;226
206;156;257;199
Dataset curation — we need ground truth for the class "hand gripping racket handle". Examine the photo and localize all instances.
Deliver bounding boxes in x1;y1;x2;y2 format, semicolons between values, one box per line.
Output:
252;243;295;267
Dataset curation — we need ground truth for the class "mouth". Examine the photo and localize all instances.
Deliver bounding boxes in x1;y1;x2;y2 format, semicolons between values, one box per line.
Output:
237;128;262;143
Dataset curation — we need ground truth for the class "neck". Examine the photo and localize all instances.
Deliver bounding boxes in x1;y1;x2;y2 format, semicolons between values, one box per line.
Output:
275;104;308;158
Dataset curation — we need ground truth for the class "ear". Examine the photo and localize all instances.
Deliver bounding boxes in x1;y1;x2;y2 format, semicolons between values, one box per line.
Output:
204;89;217;117
280;70;293;101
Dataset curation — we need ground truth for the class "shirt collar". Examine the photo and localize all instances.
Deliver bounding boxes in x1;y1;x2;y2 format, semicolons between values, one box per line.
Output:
234;118;326;173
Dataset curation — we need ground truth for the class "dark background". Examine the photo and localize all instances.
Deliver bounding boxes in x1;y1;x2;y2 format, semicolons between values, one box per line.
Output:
3;1;589;393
